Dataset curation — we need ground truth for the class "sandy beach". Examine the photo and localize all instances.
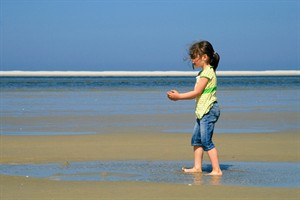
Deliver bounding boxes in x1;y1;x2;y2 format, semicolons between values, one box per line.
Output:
1;174;298;200
1;75;299;199
1;130;299;164
1;128;299;199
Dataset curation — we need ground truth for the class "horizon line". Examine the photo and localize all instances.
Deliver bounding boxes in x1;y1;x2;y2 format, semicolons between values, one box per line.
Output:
0;70;299;77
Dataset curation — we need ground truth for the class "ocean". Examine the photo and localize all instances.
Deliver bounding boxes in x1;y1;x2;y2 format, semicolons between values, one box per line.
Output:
1;75;299;135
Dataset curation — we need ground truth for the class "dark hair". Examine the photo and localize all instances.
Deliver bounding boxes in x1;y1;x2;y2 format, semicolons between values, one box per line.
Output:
189;41;220;71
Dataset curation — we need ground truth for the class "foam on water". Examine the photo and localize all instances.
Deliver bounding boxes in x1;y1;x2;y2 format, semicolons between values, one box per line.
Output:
1;70;300;77
0;160;299;188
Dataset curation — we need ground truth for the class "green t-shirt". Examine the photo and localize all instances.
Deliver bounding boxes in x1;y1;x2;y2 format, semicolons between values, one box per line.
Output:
195;66;217;119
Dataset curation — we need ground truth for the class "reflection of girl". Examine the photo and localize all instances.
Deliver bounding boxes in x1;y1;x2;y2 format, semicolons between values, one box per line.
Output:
167;41;222;175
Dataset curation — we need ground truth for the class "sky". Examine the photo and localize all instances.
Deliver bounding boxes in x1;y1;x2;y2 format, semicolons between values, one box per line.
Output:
1;0;299;71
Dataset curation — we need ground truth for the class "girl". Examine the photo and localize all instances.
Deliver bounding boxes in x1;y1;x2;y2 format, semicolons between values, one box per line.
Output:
167;40;222;176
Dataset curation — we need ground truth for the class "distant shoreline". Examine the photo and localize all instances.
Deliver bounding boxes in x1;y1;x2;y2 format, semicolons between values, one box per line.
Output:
0;70;299;77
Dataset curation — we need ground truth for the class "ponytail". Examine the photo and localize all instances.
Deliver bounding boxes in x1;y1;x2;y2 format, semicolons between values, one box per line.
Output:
211;52;220;71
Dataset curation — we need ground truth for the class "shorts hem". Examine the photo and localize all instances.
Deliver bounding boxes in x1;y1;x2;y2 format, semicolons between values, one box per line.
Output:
191;144;215;151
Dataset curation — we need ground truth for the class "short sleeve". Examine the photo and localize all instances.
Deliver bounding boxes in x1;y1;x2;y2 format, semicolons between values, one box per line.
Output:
200;68;214;80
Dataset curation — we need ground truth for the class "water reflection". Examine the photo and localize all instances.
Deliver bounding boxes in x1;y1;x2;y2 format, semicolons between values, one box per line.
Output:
0;161;298;188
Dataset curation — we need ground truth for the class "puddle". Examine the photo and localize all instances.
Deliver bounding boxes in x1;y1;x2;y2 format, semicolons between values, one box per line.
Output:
0;161;299;188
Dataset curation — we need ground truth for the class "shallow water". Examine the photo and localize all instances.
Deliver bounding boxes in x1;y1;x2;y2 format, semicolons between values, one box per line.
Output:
1;160;299;188
1;76;300;136
1;88;299;136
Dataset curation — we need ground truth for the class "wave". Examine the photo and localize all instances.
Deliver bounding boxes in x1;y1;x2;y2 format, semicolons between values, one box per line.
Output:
0;70;299;77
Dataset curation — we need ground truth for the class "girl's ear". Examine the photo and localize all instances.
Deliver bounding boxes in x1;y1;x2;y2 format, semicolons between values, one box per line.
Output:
201;54;209;61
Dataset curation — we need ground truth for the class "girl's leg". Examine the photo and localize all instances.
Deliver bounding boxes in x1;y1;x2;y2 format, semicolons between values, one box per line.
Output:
207;147;222;175
182;146;203;173
201;103;222;175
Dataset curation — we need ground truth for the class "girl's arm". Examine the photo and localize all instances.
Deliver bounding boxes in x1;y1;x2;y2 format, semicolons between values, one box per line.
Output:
167;77;209;101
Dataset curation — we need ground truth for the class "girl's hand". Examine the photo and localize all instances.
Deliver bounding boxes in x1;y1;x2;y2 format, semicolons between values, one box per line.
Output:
167;90;180;101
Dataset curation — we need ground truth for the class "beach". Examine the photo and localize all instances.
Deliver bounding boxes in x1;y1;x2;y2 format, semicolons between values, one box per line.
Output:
1;111;300;199
1;129;299;199
1;174;298;200
1;115;299;164
1;75;299;199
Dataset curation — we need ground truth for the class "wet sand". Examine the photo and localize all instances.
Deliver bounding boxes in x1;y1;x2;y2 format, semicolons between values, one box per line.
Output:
1;128;299;199
1;130;299;164
1;174;299;200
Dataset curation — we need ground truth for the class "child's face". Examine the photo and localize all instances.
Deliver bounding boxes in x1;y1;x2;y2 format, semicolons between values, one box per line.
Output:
191;54;207;68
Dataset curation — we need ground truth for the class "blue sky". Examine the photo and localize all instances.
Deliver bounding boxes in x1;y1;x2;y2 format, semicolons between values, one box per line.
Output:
1;0;299;71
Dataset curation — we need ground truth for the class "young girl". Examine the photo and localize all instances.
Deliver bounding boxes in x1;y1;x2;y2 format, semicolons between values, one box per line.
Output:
167;40;222;176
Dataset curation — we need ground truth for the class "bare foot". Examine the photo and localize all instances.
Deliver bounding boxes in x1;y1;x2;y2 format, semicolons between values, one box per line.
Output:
206;170;222;176
182;167;202;173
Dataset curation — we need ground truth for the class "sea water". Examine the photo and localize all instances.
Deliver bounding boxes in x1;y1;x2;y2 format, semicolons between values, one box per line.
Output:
0;160;299;188
1;76;300;135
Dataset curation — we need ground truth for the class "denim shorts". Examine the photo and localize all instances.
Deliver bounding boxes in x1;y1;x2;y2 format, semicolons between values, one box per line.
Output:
191;102;220;151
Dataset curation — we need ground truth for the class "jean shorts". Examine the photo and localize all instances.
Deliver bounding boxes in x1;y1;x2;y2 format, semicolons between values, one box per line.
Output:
191;102;220;151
